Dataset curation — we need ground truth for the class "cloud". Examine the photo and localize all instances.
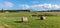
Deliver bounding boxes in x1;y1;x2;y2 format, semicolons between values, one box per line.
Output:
0;2;14;9
42;3;60;9
19;3;60;11
19;4;30;9
31;3;60;9
4;2;14;8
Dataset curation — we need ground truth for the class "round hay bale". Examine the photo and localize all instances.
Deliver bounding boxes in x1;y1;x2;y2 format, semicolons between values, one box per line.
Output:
21;17;28;22
40;15;46;20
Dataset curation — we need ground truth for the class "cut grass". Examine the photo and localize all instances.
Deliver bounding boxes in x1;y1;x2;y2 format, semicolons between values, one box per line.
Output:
0;16;60;28
0;12;60;28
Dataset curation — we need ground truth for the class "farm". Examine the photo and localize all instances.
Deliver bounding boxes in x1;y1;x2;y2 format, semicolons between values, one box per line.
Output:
0;12;60;28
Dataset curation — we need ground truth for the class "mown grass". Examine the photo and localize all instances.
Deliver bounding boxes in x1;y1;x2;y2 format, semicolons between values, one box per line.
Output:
0;12;60;28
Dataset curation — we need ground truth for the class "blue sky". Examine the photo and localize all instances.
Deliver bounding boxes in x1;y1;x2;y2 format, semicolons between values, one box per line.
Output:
0;0;60;11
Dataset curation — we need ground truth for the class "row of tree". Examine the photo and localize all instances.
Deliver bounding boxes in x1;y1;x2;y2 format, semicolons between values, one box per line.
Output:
0;9;30;12
0;9;60;12
36;10;60;12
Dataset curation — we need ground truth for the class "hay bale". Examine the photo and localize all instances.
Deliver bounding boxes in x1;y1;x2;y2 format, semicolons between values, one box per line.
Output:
21;17;28;22
40;15;46;20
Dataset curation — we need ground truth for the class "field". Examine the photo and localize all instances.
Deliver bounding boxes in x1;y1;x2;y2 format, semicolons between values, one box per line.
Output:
0;12;60;28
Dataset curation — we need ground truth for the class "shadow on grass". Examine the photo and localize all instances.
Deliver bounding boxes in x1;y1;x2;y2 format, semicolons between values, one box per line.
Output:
14;21;29;23
14;21;22;23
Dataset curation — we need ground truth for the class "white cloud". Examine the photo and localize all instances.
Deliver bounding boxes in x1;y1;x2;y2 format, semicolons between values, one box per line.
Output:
19;3;60;11
52;4;60;9
42;3;60;9
42;3;52;8
4;2;14;8
0;2;14;9
30;3;60;11
19;4;30;9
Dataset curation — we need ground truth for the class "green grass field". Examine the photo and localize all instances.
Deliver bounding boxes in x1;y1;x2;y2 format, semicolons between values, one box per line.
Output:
0;12;60;28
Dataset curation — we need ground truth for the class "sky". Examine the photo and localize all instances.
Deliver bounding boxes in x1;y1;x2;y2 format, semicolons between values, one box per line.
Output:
0;0;60;11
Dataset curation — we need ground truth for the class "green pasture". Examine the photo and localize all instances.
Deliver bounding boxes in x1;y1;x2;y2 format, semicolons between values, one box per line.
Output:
0;12;60;28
